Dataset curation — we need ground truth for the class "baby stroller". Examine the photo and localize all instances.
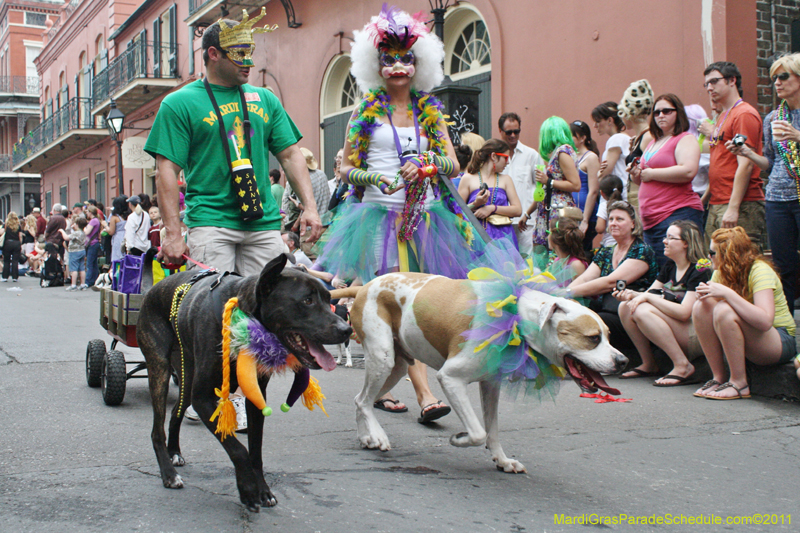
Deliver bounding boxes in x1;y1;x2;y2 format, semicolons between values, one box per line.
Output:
40;243;65;288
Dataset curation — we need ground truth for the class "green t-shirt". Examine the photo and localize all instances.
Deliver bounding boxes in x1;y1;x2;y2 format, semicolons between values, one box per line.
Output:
711;260;795;335
271;183;285;212
144;80;302;231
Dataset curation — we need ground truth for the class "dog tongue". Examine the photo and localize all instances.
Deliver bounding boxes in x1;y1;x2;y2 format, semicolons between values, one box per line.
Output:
583;367;620;396
308;341;336;372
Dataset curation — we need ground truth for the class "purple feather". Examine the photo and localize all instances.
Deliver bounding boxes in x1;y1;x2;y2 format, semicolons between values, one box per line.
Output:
247;320;289;368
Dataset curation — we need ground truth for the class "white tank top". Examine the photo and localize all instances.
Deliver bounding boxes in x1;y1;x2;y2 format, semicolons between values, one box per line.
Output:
361;122;432;207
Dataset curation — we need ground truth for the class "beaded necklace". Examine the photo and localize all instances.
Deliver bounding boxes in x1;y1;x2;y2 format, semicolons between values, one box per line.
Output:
477;170;500;227
709;98;743;146
775;100;800;202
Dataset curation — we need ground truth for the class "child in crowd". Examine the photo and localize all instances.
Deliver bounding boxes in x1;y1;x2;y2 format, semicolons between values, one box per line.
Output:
547;217;588;280
593;175;625;249
59;216;88;291
148;206;162;248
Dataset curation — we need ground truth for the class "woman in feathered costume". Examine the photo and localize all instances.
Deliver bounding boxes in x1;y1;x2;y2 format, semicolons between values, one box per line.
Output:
314;4;486;422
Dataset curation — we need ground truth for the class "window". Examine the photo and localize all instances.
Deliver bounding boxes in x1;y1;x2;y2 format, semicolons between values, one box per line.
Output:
80;177;89;202
45;191;52;216
95;171;105;205
25;12;47;27
59;185;67;207
340;74;359;109
449;20;491;76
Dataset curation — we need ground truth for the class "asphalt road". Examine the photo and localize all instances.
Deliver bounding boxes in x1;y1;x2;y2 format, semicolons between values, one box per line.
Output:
1;276;799;532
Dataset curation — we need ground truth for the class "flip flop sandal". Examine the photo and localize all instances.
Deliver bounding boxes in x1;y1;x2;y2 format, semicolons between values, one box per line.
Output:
417;401;451;424
693;379;722;398
705;381;751;400
653;373;699;387
619;368;660;379
373;398;408;413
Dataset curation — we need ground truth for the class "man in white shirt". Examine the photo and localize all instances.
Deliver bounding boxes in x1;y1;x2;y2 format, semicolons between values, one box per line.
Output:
498;112;544;257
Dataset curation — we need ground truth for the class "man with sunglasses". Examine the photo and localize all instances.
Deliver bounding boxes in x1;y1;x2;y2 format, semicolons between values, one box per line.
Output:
701;61;765;250
146;10;321;278
498;112;544;257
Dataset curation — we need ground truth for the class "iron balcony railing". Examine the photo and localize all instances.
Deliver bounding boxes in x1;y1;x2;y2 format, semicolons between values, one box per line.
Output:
45;0;82;42
189;0;216;15
92;40;177;105
0;76;39;95
12;97;98;167
0;155;11;172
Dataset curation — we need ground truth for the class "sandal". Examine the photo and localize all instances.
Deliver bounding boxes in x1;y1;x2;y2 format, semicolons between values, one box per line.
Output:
619;368;660;379
693;379;722;398
417;400;451;424
373;398;408;413
705;381;751;401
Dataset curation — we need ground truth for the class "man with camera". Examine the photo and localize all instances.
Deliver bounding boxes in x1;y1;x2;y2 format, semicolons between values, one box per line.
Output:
702;61;765;250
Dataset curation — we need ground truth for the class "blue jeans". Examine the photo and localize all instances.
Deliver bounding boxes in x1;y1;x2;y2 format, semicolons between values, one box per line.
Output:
86;241;102;286
766;200;800;315
643;207;704;268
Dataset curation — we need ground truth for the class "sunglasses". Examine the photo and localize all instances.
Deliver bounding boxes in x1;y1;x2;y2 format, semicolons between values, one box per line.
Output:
772;72;792;83
493;152;509;159
708;249;717;257
502;129;521;136
653;108;677;117
663;235;682;241
379;51;415;67
703;76;729;88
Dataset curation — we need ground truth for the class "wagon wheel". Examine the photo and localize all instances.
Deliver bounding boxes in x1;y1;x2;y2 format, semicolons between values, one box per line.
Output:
86;339;106;388
102;350;127;406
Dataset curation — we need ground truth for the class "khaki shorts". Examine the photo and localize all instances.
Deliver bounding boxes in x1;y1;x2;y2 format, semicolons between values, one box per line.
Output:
686;320;704;360
705;201;766;252
187;227;284;277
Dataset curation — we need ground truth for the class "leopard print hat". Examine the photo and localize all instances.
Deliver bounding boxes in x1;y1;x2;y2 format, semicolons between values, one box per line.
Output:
618;79;654;120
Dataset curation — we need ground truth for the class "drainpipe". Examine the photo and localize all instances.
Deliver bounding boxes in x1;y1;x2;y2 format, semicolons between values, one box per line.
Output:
20;177;25;215
771;0;777;109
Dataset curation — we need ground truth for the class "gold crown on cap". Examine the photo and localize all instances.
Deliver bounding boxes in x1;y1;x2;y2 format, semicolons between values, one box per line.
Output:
218;7;278;49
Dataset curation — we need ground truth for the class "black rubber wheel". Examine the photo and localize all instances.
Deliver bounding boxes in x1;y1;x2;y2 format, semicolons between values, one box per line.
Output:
86;339;106;388
101;350;127;406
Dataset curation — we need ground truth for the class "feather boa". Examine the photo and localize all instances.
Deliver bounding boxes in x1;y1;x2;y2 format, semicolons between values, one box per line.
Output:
227;307;300;375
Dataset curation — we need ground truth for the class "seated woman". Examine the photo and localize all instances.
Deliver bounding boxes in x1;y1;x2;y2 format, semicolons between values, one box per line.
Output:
693;227;797;400
615;221;711;384
458;138;522;248
567;201;659;348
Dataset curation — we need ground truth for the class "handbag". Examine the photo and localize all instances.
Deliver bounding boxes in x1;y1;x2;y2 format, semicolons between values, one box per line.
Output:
0;229;5;249
486;214;512;226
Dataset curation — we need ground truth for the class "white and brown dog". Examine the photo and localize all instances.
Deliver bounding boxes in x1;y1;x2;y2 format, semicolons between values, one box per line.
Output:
332;272;627;473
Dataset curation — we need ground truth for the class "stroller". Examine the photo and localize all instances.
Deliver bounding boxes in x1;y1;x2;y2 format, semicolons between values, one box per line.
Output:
40;243;65;288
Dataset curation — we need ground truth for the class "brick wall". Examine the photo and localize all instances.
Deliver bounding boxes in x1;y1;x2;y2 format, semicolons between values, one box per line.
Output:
756;0;800;116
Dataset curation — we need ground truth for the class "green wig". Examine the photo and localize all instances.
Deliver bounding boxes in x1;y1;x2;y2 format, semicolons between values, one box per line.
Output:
538;116;576;159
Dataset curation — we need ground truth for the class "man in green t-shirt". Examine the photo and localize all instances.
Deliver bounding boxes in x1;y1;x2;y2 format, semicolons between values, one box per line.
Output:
145;17;320;276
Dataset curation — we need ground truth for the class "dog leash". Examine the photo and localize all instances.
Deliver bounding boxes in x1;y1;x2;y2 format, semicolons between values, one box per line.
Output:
159;249;214;271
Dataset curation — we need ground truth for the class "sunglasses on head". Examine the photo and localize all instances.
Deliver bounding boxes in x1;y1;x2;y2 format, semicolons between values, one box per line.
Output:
379;51;415;67
653;108;677;117
772;72;792;83
503;129;521;136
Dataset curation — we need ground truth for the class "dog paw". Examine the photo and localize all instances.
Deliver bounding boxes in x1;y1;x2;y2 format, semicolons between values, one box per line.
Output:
261;490;278;508
345;361;353;368
494;458;527;474
450;431;486;448
359;433;391;451
171;454;185;467
163;474;184;488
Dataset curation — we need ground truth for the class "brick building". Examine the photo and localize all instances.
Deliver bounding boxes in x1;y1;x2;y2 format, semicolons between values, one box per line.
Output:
0;0;59;219
8;0;788;211
756;0;800;115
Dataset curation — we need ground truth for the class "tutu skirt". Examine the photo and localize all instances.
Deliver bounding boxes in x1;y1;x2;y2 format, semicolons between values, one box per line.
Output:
314;199;516;282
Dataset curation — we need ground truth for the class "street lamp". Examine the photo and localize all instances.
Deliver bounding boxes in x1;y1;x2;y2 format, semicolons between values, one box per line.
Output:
106;99;126;195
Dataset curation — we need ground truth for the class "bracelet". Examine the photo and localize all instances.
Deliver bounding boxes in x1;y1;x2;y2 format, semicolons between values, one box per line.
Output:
492;205;498;214
467;202;476;210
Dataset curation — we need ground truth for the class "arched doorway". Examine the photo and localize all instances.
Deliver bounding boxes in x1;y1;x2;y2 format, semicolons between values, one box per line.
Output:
444;5;492;140
320;54;359;175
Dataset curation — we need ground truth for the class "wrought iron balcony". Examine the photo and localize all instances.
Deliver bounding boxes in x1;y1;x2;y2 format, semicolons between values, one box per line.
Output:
12;97;106;173
187;0;273;29
0;76;39;96
91;39;180;116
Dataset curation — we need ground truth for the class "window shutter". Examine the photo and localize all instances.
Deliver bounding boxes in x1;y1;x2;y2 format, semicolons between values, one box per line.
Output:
169;4;177;76
139;29;147;75
153;17;161;77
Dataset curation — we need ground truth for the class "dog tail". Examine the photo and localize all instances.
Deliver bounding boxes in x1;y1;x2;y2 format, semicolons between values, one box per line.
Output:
330;286;361;300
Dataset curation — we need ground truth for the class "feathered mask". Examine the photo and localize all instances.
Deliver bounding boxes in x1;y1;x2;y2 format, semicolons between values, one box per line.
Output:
363;4;429;51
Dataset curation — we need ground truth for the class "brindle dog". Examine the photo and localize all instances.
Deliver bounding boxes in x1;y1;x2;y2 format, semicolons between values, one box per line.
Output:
137;254;351;512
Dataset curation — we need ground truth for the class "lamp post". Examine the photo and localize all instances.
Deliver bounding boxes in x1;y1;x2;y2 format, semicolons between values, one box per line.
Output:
106;99;126;196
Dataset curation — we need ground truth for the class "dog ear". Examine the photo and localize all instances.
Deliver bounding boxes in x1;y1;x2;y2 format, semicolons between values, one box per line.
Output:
537;300;563;330
256;253;289;300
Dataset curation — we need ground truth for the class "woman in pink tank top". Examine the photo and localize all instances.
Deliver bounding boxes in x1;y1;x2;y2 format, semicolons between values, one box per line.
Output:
628;94;703;266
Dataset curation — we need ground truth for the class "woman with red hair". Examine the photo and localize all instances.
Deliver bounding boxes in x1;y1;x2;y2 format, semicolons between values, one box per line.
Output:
692;227;797;399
